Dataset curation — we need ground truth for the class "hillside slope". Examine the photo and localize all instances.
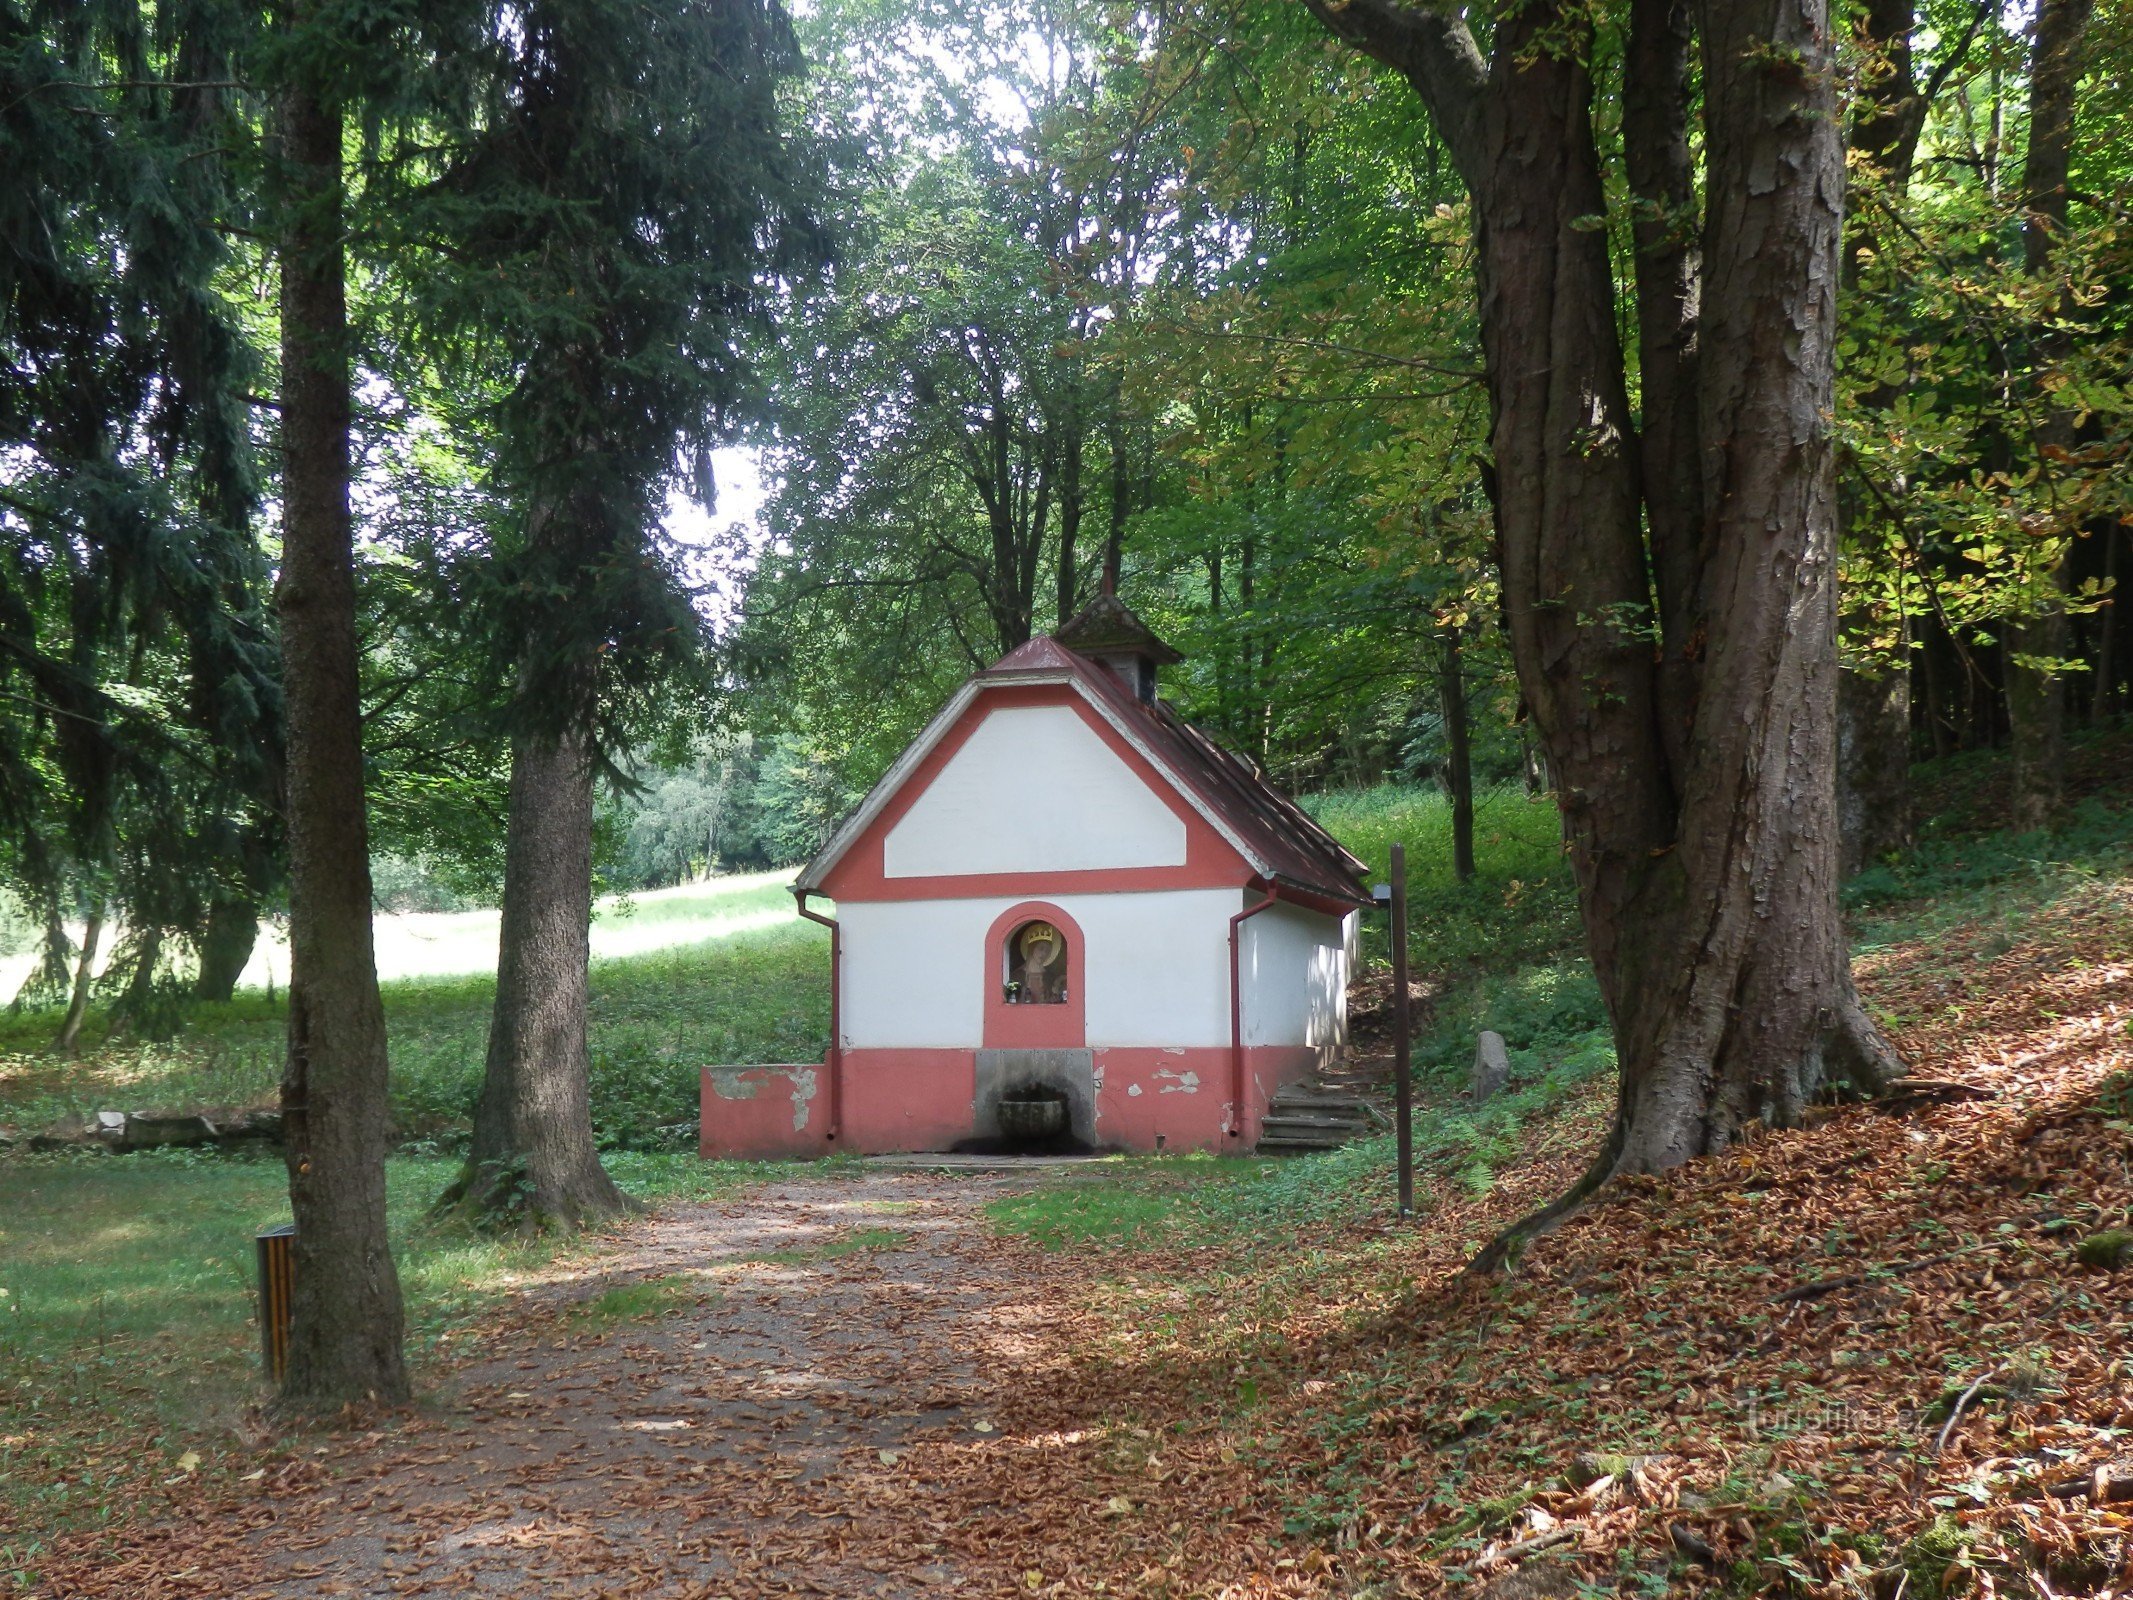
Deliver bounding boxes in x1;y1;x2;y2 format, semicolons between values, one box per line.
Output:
963;791;2133;1595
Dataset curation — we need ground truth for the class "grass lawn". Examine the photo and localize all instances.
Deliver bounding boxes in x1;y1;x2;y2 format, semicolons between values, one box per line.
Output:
0;872;829;1150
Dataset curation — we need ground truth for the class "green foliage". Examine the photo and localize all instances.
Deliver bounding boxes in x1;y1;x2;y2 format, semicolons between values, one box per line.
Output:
601;733;856;890
378;0;827;757
1842;795;2133;913
0;3;282;1018
1307;783;1582;978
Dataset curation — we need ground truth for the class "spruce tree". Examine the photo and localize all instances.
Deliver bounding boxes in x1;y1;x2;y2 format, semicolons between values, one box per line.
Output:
403;0;824;1225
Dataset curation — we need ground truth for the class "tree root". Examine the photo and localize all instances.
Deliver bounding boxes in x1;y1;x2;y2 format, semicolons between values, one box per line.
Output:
431;1155;635;1234
1464;1116;1626;1277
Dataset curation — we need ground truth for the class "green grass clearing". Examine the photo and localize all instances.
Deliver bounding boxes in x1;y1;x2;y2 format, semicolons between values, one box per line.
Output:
0;877;830;1151
741;1226;913;1267
568;1273;717;1326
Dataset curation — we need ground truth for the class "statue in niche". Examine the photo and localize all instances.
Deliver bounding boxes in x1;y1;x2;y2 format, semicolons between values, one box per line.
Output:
1006;920;1066;1004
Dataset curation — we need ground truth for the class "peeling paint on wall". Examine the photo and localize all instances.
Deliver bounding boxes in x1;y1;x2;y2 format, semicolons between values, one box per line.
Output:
707;1071;762;1102
1125;1082;1143;1097
1155;1068;1200;1095
790;1067;818;1131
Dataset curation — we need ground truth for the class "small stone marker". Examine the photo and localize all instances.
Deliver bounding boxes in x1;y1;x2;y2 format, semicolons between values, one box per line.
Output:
1472;1031;1510;1103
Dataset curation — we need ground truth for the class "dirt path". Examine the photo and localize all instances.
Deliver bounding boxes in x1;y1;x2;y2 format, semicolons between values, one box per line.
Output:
202;1171;1060;1600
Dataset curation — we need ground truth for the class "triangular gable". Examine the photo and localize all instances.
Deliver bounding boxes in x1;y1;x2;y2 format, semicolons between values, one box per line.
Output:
882;702;1188;877
797;639;1371;908
799;655;1255;896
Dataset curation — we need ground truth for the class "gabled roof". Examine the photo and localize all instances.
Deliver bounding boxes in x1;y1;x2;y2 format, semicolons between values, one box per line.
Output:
796;632;1374;908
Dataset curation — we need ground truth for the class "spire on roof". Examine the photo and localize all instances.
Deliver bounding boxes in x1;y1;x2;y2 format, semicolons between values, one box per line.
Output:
1052;592;1181;704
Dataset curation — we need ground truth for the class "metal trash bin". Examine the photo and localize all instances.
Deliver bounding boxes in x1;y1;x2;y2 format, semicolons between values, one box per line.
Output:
256;1222;296;1382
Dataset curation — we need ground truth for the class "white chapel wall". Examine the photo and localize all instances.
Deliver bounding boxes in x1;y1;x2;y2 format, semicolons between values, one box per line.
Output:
1075;889;1235;1048
1240;901;1350;1049
882;705;1188;878
838;898;992;1048
837;888;1241;1051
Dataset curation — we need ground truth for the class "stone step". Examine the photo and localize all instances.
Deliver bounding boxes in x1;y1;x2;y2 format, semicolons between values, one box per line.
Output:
1255;1134;1352;1155
1267;1092;1373;1116
1254;1117;1373;1143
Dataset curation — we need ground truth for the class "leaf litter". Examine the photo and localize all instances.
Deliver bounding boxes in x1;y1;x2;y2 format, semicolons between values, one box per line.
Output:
16;874;2133;1598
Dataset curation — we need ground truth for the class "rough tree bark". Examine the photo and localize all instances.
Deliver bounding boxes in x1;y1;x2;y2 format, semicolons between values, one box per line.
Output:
448;704;627;1228
1304;0;1902;1260
2004;0;2093;830
274;34;409;1405
442;491;627;1230
1438;624;1475;883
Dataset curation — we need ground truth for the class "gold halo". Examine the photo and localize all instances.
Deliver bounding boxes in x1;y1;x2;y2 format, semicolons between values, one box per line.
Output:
1018;922;1061;968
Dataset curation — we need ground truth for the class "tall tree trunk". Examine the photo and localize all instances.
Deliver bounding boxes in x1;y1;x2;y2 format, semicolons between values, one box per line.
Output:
1838;647;1912;875
450;714;626;1228
52;905;103;1055
194;892;259;1002
2005;0;2093;830
1835;0;1925;873
274;38;409;1407
445;483;625;1231
1438;625;1475;882
1303;0;1901;1261
1590;0;1897;1177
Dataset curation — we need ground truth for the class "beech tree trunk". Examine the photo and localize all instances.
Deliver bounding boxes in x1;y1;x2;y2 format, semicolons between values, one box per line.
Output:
274;39;409;1407
449;711;627;1229
1305;0;1902;1251
52;906;103;1055
2005;0;2092;831
194;893;258;1002
1835;0;1928;875
1438;625;1475;883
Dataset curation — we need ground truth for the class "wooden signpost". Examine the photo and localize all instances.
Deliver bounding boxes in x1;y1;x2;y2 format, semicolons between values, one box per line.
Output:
1390;843;1413;1217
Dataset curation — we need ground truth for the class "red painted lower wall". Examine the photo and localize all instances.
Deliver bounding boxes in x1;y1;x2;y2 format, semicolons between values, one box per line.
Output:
840;1049;978;1153
700;1043;1323;1159
699;1066;831;1160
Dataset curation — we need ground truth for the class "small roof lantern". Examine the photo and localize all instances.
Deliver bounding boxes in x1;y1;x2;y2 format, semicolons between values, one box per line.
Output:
1053;592;1182;705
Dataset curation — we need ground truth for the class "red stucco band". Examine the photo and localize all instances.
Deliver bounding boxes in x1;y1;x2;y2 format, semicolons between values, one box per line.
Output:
699;1044;1322;1160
